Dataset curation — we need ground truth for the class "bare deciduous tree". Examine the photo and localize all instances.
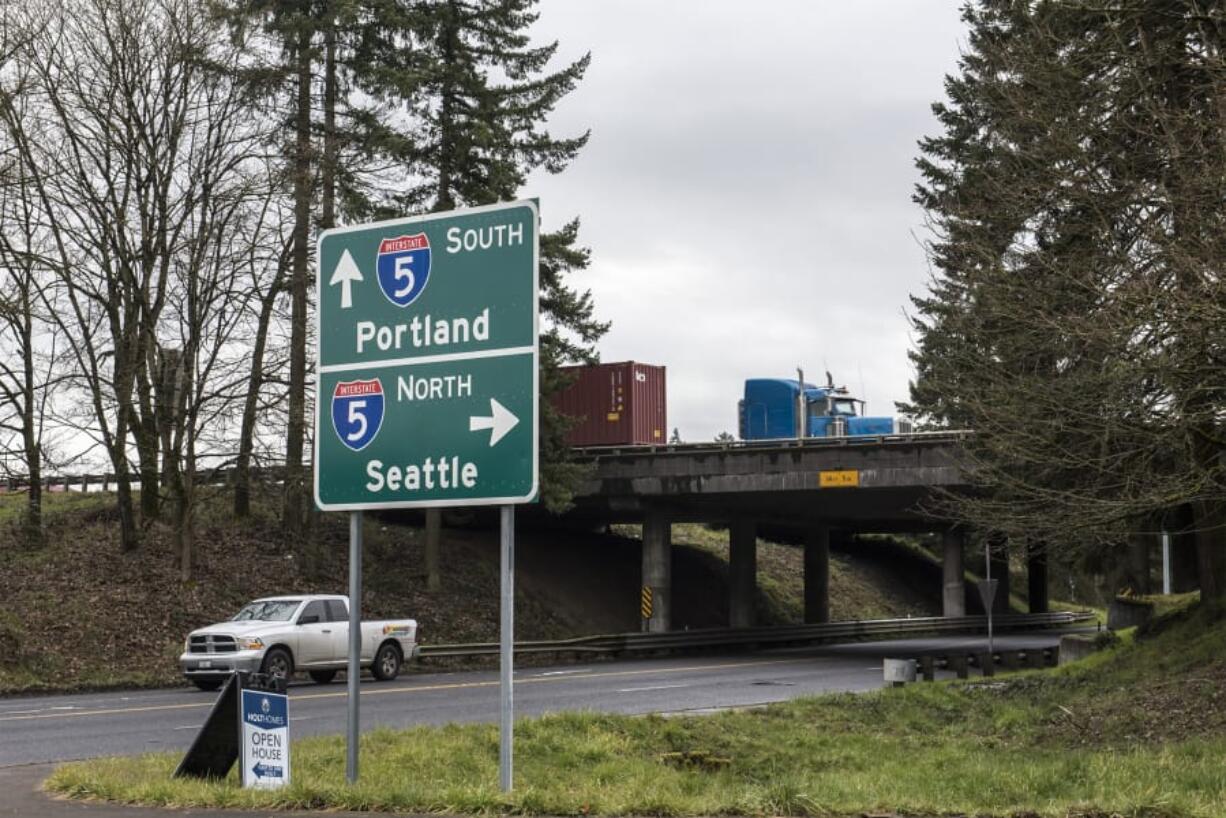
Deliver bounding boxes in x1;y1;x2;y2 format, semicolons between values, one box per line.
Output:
0;0;286;561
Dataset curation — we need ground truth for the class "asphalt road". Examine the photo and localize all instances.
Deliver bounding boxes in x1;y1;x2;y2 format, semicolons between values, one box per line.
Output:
0;631;1077;768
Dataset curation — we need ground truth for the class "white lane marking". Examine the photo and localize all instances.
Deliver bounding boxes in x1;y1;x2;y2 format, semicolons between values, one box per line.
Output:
534;669;587;677
0;657;808;723
616;683;690;694
49;706;79;711
173;724;201;731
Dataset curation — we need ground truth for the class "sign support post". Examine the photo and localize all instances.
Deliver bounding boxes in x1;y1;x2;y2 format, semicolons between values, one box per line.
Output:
1162;531;1172;595
347;510;362;784
499;505;515;792
985;546;994;655
315;200;538;791
975;543;999;659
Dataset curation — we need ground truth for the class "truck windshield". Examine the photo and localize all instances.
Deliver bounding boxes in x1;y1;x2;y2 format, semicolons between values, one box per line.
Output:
231;600;301;622
832;400;857;416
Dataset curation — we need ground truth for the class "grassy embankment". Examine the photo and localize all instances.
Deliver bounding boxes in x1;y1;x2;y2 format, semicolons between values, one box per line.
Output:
0;489;577;694
0;493;938;695
666;523;1097;621
45;598;1226;816
658;523;940;622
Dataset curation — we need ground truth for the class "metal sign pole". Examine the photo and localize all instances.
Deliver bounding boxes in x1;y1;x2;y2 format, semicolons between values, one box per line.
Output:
347;510;362;784
985;541;994;655
499;504;515;792
1162;531;1171;595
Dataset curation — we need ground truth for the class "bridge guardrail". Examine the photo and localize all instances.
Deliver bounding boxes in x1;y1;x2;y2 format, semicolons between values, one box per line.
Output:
417;611;1094;659
569;430;974;460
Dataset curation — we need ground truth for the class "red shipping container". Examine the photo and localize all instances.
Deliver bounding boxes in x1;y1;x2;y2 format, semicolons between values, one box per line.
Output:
554;362;667;447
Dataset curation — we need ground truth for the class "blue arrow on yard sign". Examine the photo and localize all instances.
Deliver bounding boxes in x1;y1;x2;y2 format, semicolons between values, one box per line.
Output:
253;762;283;780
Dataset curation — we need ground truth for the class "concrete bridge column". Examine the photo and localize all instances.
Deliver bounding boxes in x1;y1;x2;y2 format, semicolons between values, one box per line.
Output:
1027;540;1049;614
1126;534;1152;595
942;528;966;617
729;518;757;628
641;510;672;632
804;524;830;624
1167;505;1202;593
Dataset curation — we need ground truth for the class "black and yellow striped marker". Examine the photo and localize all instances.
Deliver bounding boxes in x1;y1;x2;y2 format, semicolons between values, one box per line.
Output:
640;585;653;620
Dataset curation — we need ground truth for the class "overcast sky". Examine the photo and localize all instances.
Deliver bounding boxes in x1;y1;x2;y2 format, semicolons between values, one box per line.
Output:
526;2;967;440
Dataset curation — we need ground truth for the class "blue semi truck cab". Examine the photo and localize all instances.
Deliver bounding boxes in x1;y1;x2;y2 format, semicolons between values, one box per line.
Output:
738;376;909;440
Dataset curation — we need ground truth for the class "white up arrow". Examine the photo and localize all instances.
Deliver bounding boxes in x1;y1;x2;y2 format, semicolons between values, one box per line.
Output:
329;248;363;309
469;398;519;447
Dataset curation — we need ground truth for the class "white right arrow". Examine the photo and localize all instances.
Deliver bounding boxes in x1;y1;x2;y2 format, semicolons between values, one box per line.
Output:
469;398;519;447
329;248;363;309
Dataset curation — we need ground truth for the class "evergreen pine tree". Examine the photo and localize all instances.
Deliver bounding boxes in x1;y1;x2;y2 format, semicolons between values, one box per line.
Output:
359;0;604;510
212;1;325;533
218;0;407;528
223;0;605;513
909;1;1226;596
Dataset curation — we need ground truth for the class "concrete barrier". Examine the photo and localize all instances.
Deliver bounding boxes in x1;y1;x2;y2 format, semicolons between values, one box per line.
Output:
1025;648;1050;669
883;658;917;686
1107;597;1154;630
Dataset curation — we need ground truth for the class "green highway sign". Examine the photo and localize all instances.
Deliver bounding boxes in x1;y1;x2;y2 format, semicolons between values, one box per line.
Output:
313;200;538;510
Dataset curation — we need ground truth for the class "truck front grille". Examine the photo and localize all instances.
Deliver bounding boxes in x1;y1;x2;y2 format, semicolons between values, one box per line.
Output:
189;635;238;653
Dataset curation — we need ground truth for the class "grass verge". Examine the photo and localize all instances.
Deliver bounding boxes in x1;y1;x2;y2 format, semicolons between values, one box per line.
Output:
44;602;1226;816
43;713;1226;817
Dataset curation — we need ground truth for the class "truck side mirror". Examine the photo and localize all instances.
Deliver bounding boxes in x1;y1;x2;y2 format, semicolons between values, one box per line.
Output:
298;614;320;625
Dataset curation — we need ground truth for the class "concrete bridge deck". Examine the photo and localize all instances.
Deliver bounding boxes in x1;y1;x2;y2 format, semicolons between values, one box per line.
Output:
569;431;970;528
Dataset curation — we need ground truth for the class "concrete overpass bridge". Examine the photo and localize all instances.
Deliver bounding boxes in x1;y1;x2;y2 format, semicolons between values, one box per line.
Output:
567;431;1051;633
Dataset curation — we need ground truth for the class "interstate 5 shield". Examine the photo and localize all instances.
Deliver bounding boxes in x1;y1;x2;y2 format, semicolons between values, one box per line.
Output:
376;233;431;307
330;379;385;452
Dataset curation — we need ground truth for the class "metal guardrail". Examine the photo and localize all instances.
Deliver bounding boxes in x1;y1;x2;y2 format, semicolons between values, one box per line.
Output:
0;464;280;493
570;430;973;460
418;611;1093;659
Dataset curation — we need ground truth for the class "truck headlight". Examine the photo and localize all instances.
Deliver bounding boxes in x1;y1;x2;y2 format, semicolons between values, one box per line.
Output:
238;637;264;651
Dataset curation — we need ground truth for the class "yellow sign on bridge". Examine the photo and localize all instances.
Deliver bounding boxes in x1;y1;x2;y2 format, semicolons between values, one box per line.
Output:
819;469;860;488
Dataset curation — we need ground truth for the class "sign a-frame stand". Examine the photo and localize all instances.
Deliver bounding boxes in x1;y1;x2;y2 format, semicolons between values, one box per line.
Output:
314;200;539;791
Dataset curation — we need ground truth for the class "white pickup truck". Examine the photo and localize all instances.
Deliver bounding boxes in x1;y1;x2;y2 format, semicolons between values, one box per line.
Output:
179;594;419;691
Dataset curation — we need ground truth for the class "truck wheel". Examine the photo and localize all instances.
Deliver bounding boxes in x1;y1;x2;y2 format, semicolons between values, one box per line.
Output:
260;647;294;684
308;670;337;685
371;642;401;681
192;679;223;692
